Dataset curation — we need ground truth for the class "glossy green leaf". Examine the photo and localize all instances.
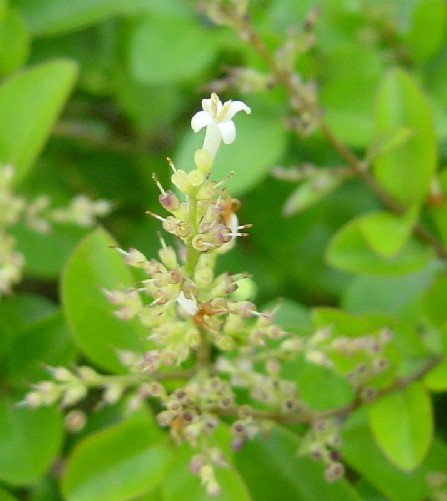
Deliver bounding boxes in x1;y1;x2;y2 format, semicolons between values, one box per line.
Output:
404;0;447;61
13;0;135;36
175;107;286;196
342;407;447;501
0;397;63;485
283;173;343;216
61;227;148;373
326;216;432;275
372;68;437;207
0;60;77;185
235;426;361;501
130;14;220;85
368;382;433;470
358;208;417;258
423;272;447;326
0;7;29;75
62;411;171;501
162;442;250;501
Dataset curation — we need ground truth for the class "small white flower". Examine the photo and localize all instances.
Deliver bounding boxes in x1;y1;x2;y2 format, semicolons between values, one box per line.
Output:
176;291;198;317
191;93;251;159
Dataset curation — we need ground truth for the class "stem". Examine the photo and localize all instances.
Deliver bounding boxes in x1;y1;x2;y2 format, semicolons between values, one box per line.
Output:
207;355;442;424
229;11;447;262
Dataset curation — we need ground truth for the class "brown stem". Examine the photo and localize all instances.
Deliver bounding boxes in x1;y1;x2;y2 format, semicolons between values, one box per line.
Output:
207;355;442;424
230;11;447;262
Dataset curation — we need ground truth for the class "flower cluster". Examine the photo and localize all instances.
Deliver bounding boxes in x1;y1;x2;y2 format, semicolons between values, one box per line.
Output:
23;94;395;495
0;165;111;296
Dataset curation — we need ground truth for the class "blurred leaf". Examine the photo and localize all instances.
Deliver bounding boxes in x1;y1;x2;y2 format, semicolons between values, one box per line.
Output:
12;223;91;279
61;227;148;373
175;106;287;196
283;173;343;216
321;44;382;147
14;0;136;36
129;14;220;85
367;126;414;162
342;267;434;324
0;488;18;501
7;311;77;388
0;7;29;75
358;208;417;258
0;60;77;185
0;398;63;485
62;410;171;501
404;0;447;61
423;272;447;327
162;441;250;501
424;358;447;391
428;168;447;245
0;293;56;358
326;215;432;275
292;360;354;410
368;382;433;471
372;69;437;207
342;407;447;501
235;426;361;501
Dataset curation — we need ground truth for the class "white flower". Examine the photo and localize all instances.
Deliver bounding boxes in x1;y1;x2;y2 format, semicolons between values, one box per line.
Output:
176;291;198;317
191;92;251;159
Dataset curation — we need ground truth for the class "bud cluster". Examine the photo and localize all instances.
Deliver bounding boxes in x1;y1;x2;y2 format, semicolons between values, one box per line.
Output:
303;326;393;391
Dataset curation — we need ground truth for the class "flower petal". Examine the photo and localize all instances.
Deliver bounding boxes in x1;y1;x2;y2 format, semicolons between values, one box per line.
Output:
176;291;198;316
191;111;213;132
217;120;236;144
227;100;251;119
202;98;213;113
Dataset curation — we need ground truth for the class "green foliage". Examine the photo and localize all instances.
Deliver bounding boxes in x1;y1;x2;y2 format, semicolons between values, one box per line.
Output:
62;408;171;501
1;0;447;499
62;228;148;372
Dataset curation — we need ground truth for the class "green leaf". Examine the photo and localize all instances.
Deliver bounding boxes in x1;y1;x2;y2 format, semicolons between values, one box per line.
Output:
423;272;447;326
162;442;250;501
326;216;432;275
367;126;414;162
358;208;417;258
62;411;171;501
235;426;361;501
12;223;90;279
175;106;286;196
0;60;77;185
7;311;77;389
342;407;447;501
321;44;382;148
372;68;437;207
428;168;447;246
368;382;433;471
424;358;447;391
0;488;18;501
0;293;56;358
283;173;343;216
342;267;435;324
13;0;135;36
0;7;29;75
404;0;447;61
61;227;148;373
0;397;63;485
129;14;220;85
